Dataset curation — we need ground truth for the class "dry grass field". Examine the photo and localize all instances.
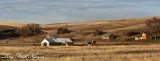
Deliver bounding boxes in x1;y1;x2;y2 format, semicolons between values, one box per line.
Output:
42;18;147;33
1;45;160;61
0;22;28;27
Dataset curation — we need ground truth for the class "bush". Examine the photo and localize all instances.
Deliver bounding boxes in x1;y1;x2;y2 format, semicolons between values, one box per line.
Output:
0;25;19;39
93;30;104;35
127;31;140;36
16;23;43;37
113;29;143;37
57;28;72;34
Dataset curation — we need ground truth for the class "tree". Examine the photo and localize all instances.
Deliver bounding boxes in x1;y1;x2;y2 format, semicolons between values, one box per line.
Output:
16;23;43;37
145;17;160;40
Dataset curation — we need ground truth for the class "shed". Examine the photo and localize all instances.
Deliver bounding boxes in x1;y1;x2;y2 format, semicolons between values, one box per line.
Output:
102;33;117;40
41;38;73;46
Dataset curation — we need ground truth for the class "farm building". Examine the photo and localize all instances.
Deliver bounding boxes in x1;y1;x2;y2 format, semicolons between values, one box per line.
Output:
102;33;117;40
135;32;152;40
41;38;73;46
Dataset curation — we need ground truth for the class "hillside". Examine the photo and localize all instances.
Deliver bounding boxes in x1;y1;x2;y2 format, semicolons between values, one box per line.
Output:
39;17;153;42
0;16;158;44
0;17;150;31
43;17;149;34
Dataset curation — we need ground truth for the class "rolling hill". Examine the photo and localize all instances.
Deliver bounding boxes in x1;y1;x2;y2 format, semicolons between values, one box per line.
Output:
0;16;158;44
43;17;150;34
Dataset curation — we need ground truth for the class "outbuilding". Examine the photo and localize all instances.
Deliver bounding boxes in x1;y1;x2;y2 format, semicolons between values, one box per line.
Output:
41;38;73;46
135;32;152;40
102;33;117;40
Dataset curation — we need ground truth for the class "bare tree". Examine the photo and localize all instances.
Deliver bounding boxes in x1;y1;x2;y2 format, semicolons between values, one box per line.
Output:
145;17;160;40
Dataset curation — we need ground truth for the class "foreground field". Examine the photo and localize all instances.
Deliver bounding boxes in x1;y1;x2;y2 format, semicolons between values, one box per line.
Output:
0;45;160;61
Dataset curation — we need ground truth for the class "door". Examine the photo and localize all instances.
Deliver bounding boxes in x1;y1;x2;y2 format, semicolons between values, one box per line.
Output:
43;42;48;46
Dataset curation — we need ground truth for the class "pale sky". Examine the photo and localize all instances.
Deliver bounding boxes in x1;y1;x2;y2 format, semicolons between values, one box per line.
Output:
0;0;160;24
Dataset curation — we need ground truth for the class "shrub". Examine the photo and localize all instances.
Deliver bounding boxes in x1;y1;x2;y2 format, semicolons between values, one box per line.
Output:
127;31;140;36
113;29;143;37
16;23;43;37
57;28;72;34
93;30;104;35
0;25;19;39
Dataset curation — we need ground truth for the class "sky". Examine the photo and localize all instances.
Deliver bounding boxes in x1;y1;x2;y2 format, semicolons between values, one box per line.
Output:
0;0;160;24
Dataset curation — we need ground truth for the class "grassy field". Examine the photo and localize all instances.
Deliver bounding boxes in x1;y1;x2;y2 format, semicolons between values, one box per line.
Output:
1;45;160;61
148;38;160;42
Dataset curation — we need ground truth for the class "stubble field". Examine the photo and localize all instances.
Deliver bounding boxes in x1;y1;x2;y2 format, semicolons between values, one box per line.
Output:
1;45;160;61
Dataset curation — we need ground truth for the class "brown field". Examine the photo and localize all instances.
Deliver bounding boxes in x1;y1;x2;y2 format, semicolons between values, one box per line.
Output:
1;45;160;61
0;22;28;27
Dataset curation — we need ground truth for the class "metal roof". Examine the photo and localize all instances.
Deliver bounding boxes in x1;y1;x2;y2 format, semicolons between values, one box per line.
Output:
45;38;55;43
45;38;72;44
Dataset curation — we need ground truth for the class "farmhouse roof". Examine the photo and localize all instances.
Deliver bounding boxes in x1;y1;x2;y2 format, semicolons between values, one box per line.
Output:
53;38;73;44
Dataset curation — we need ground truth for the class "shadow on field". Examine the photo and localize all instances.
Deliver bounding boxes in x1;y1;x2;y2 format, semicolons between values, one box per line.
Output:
114;50;160;54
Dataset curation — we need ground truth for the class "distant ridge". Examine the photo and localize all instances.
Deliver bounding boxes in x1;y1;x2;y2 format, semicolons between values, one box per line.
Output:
48;16;160;25
0;22;28;27
0;16;160;27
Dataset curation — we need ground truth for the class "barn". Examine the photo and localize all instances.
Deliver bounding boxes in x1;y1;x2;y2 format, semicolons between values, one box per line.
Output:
41;38;73;46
